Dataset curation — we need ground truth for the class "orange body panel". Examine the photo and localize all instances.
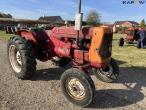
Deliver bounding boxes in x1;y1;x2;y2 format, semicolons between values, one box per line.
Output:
89;26;112;64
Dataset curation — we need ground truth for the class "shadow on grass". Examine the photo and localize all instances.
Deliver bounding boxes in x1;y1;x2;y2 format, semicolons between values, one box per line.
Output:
116;59;126;65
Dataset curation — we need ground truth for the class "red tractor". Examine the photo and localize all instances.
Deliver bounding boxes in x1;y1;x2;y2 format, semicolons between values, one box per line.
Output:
7;0;119;107
118;27;142;48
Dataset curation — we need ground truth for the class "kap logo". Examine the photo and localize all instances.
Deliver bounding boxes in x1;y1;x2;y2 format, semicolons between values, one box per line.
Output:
122;0;145;4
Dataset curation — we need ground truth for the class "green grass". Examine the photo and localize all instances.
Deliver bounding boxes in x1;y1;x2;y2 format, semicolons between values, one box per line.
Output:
112;34;146;68
0;31;145;68
0;31;13;41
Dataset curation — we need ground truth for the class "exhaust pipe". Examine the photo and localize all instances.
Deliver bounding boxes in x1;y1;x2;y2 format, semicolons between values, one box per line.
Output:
75;0;83;46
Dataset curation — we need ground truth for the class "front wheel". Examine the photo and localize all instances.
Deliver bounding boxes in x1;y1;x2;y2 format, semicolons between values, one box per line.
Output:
60;68;95;107
93;58;119;83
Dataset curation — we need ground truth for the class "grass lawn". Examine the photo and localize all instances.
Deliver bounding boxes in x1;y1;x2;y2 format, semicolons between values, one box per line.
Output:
112;34;146;68
0;31;13;41
0;31;145;68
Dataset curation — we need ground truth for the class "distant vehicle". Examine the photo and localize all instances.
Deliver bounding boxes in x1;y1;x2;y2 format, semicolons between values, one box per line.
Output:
118;27;146;48
5;26;28;34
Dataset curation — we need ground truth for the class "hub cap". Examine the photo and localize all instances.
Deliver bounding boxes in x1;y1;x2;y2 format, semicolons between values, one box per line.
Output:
66;78;85;100
9;45;22;73
16;51;22;65
99;64;113;77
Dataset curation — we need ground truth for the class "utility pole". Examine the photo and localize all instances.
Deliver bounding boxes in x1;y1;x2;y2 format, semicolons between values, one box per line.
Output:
75;0;83;46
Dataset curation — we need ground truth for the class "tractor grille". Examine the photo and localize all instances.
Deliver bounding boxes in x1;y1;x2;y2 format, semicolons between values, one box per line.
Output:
99;33;113;59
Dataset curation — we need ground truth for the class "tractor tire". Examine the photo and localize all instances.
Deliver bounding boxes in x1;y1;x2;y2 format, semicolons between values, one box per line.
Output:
7;35;36;79
60;68;95;107
119;38;124;46
93;58;119;83
137;39;141;48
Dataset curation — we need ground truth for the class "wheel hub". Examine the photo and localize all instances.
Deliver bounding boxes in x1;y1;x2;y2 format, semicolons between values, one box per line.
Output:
16;51;22;65
67;78;85;100
99;65;113;77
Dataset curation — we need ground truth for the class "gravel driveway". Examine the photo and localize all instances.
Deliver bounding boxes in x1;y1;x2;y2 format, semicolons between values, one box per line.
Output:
0;40;146;110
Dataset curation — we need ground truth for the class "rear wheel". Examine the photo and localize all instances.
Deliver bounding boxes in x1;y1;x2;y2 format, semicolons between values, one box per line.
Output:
93;58;119;83
60;68;95;107
7;36;36;79
119;38;124;46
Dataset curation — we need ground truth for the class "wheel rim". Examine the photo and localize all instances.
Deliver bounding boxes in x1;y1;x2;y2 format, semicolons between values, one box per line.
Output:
9;45;22;73
99;64;113;77
66;77;86;100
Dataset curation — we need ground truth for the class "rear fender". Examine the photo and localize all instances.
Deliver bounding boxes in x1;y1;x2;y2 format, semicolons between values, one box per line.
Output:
17;29;37;44
17;29;52;61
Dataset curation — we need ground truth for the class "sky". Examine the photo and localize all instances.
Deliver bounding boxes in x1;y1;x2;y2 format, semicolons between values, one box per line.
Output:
0;0;146;23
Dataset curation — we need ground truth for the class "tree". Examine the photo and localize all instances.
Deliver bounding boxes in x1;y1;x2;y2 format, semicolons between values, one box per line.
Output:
86;10;101;26
140;19;145;28
7;14;12;18
0;12;13;18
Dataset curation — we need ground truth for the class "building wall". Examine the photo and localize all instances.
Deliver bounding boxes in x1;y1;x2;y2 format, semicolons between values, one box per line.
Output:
121;22;133;27
115;21;139;28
